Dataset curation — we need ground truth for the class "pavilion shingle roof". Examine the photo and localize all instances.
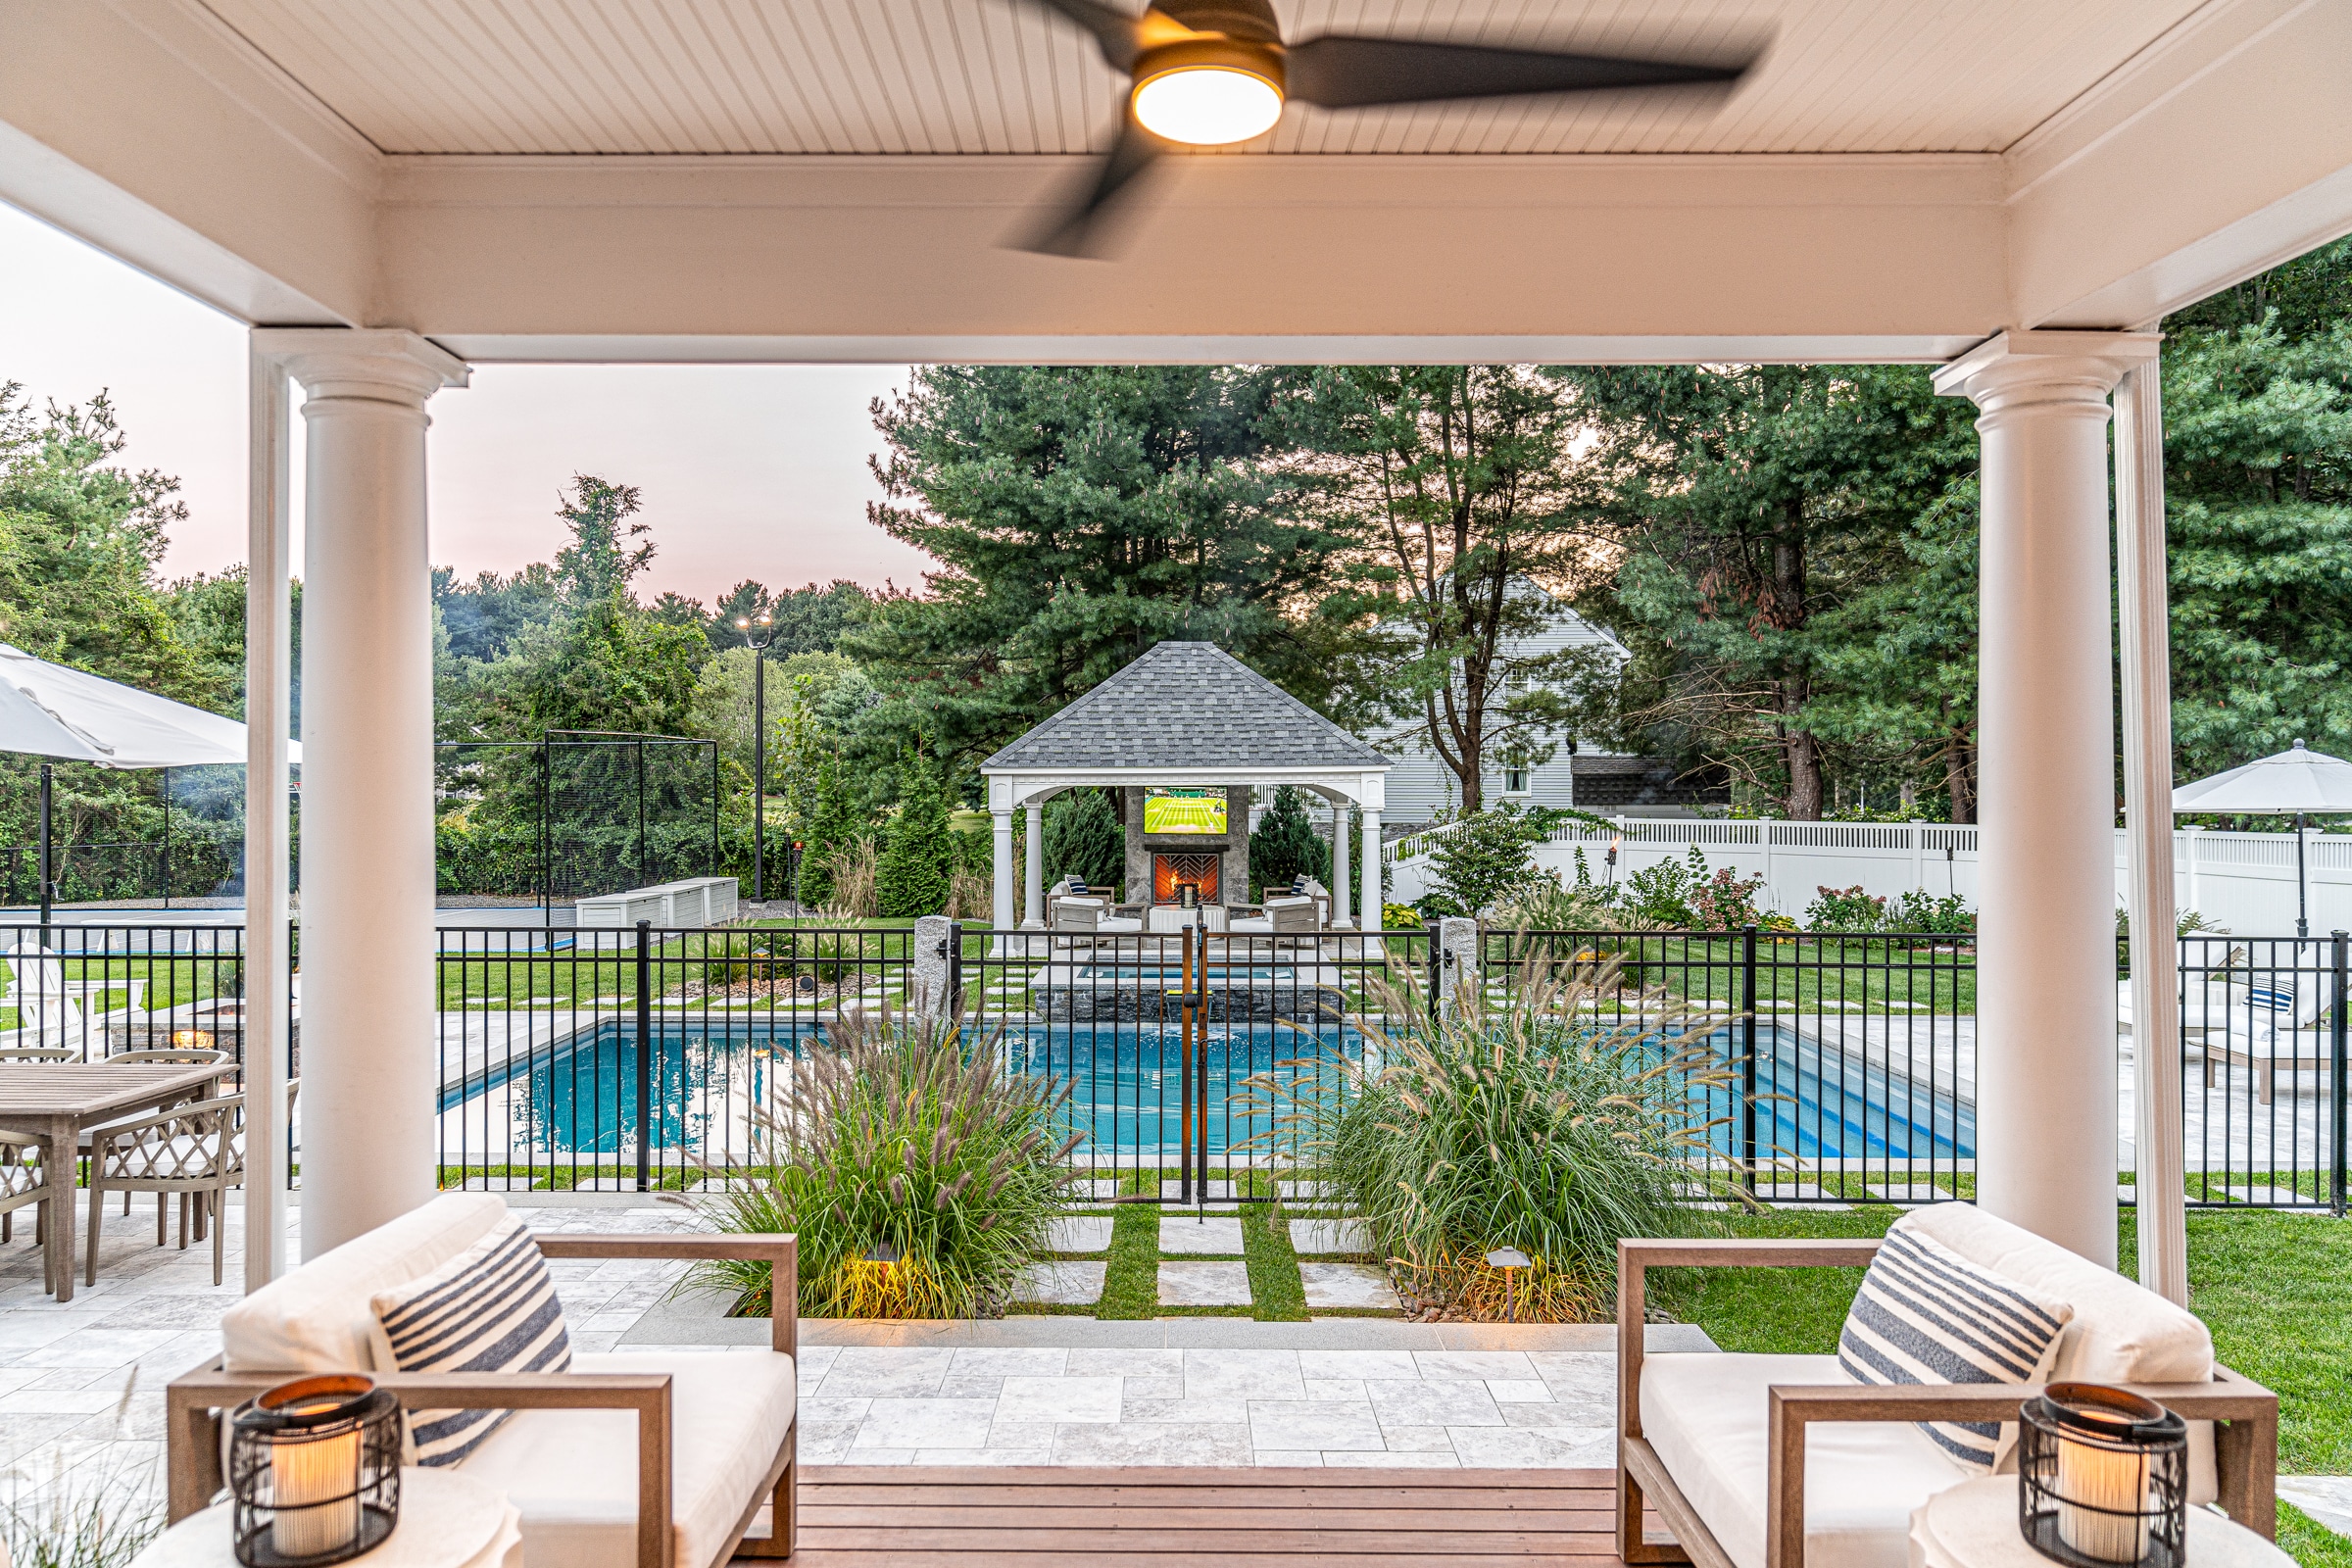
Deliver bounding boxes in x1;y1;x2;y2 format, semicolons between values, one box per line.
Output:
982;641;1389;773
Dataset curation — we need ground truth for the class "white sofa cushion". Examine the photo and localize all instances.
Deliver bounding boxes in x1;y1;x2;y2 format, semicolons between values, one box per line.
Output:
1642;1351;1976;1568
1838;1222;2072;1469
1899;1201;2220;1501
371;1211;575;1466
457;1349;797;1568
222;1194;509;1372
1898;1203;2212;1385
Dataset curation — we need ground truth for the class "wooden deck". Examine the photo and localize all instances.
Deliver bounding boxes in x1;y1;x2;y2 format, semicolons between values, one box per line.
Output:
781;1464;1631;1566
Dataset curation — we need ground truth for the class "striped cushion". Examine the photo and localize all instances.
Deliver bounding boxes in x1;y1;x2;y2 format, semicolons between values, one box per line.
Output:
370;1213;572;1466
1837;1218;2073;1469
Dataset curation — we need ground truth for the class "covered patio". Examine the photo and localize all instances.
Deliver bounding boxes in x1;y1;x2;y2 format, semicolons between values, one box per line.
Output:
7;0;2352;1560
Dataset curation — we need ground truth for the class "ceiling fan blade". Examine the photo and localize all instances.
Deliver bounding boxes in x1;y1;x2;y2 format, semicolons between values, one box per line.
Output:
1012;111;1167;257
1004;0;1149;71
1285;34;1751;110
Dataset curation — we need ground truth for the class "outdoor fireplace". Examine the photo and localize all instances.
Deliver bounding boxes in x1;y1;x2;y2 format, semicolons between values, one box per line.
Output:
1152;853;1221;905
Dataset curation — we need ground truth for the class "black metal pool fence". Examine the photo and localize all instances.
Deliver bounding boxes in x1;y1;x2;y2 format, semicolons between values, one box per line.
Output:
1;921;2344;1211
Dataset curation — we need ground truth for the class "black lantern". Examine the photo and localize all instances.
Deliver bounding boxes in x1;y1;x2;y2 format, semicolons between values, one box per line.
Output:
229;1375;402;1566
1177;882;1200;909
2018;1382;2188;1568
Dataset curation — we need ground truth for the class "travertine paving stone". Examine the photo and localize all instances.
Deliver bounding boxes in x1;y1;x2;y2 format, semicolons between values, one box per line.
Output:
1158;1216;1247;1254
1298;1262;1399;1309
1156;1261;1253;1305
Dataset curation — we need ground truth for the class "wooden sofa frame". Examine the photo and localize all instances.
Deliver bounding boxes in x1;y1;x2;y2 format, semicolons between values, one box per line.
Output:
1617;1238;2279;1568
166;1233;800;1568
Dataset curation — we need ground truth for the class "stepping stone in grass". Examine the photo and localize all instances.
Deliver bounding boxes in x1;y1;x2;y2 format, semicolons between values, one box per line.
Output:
1299;1262;1399;1309
1157;1260;1252;1306
1159;1215;1247;1254
1013;1260;1106;1305
1289;1218;1372;1255
1866;1183;1943;1202
1046;1215;1115;1252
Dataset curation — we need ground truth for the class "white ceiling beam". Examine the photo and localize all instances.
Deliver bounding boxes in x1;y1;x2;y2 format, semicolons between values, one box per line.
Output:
381;152;2008;362
0;0;373;326
2007;0;2352;329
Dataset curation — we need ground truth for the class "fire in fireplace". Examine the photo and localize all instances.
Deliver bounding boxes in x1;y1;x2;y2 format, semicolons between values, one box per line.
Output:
1151;853;1221;905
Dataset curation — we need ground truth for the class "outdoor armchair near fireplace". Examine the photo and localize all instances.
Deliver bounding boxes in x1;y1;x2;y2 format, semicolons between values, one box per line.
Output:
1616;1203;2278;1568
166;1194;799;1568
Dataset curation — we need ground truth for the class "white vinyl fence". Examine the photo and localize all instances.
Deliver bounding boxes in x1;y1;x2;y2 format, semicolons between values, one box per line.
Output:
1389;816;2352;934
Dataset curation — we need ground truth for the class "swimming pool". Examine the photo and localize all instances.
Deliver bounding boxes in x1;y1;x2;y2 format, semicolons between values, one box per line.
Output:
437;1016;1974;1171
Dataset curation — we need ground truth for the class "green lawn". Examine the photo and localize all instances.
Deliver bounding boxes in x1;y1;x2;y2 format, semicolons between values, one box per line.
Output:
1674;1203;2352;1566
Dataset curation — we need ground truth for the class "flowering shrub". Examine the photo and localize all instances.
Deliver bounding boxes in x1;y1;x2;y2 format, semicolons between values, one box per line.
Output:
1690;865;1768;929
1805;884;1887;931
1888;889;1974;935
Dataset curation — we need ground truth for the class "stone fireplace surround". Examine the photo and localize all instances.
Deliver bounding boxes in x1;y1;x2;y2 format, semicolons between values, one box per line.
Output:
1124;785;1250;906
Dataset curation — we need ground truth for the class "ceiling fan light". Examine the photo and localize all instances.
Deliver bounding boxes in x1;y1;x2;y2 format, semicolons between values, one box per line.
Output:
1131;39;1285;146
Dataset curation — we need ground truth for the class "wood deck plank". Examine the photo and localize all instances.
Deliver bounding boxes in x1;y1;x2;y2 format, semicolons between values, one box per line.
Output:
770;1465;1634;1567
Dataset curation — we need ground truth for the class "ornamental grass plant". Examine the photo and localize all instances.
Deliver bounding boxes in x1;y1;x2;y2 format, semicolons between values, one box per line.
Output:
689;1004;1081;1318
1242;961;1744;1320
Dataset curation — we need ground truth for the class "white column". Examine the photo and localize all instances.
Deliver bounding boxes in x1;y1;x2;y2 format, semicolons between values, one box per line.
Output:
1331;797;1352;929
2115;361;2187;1304
991;809;1015;931
1023;803;1045;927
1934;329;2157;1267
259;329;467;1258
243;344;293;1290
1359;808;1383;932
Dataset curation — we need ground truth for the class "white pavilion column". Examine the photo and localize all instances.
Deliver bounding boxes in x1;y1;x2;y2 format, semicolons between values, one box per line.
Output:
2115;360;2187;1304
991;809;1016;930
1330;797;1352;929
1359;808;1383;932
1934;329;2157;1267
259;329;467;1258
1023;803;1045;927
242;343;293;1290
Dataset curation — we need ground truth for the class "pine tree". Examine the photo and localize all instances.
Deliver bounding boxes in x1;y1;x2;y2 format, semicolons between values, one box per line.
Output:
794;746;858;910
1248;785;1330;897
876;749;955;917
847;366;1344;763
1042;789;1123;891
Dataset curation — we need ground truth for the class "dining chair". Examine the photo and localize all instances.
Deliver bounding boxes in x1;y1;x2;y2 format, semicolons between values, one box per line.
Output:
0;1134;55;1289
0;1047;76;1062
93;1048;233;1217
85;1080;298;1286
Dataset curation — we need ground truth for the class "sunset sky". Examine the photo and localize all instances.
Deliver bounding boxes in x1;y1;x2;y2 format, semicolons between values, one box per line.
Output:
0;200;935;605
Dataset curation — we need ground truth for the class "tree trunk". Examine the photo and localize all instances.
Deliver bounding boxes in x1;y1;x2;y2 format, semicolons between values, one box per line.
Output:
1943;727;1977;824
1771;516;1824;820
1782;701;1824;819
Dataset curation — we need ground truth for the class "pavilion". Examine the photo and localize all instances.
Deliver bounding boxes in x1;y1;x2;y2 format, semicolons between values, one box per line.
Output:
979;639;1393;930
6;0;2348;1303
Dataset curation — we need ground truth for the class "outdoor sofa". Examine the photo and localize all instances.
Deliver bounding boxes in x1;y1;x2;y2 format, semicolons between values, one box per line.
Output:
1617;1200;2277;1568
166;1193;798;1568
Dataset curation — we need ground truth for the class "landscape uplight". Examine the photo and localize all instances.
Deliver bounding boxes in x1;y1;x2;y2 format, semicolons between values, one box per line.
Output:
1484;1247;1531;1322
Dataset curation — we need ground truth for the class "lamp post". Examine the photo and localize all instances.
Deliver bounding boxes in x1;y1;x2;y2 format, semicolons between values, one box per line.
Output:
734;613;775;905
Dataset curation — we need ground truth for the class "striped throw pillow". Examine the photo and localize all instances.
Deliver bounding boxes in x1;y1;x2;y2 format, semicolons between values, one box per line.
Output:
1838;1218;2073;1469
369;1213;571;1466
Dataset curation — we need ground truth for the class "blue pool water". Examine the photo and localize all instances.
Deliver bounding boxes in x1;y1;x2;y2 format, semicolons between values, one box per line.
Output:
442;1018;1974;1167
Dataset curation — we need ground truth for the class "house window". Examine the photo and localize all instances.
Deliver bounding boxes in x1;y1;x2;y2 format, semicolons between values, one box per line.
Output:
1504;767;1529;795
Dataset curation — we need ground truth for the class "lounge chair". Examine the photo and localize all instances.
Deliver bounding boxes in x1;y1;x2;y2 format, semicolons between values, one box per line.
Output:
1619;1201;2278;1568
1;943;88;1057
2119;971;2341;1102
169;1192;800;1568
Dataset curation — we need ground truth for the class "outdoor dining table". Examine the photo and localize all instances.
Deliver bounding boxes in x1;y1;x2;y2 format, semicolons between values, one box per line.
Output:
0;1062;233;1300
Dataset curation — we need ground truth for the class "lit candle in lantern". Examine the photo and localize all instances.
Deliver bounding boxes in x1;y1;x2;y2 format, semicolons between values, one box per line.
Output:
270;1396;364;1558
2055;1429;2149;1563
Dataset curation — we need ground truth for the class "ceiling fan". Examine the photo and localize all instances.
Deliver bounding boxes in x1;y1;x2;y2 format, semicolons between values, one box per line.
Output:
1005;0;1762;255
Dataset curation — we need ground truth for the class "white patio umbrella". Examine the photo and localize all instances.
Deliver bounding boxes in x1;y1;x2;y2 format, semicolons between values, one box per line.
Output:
0;643;299;918
2173;739;2352;937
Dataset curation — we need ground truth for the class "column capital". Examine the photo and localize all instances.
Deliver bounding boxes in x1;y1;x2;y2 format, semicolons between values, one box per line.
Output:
252;327;469;406
1932;329;2159;419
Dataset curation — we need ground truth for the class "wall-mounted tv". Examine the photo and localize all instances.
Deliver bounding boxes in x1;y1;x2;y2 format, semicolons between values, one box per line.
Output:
1143;793;1226;835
